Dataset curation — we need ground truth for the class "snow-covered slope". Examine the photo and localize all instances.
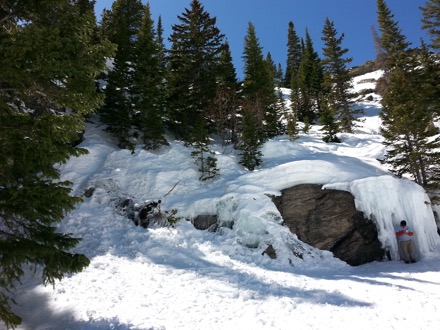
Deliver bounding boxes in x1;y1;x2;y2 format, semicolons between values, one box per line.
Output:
11;71;440;330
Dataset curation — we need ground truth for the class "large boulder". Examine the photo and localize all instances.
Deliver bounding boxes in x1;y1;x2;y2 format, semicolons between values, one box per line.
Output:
274;184;384;266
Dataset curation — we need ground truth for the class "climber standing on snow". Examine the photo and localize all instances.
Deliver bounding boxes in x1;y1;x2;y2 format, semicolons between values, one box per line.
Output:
395;220;417;264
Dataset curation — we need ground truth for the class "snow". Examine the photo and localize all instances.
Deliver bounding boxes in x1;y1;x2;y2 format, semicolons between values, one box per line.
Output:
10;71;440;330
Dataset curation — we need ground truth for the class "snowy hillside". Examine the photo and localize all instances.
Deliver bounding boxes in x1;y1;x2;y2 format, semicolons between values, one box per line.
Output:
10;71;440;330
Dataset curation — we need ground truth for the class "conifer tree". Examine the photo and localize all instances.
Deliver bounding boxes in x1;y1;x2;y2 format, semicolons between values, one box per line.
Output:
210;41;240;145
264;52;280;136
276;63;284;88
421;0;440;50
296;30;323;124
319;88;341;143
99;0;144;149
420;0;440;121
239;22;277;169
167;0;224;142
321;18;358;134
418;40;440;119
377;2;440;190
284;21;302;88
156;16;168;120
131;3;167;150
0;1;113;327
237;103;264;171
242;22;278;140
376;0;411;82
191;116;219;181
380;66;440;189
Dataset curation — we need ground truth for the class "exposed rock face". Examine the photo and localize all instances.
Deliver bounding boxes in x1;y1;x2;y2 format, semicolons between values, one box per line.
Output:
191;214;234;231
192;214;218;231
274;184;384;266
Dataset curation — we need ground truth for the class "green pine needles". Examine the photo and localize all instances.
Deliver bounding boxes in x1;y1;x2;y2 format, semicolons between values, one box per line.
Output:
0;1;113;327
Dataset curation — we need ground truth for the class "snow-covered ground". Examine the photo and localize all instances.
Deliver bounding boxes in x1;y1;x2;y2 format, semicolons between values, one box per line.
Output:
9;72;440;330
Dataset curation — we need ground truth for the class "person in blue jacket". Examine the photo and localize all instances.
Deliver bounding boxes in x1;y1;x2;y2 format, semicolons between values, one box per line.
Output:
395;220;416;264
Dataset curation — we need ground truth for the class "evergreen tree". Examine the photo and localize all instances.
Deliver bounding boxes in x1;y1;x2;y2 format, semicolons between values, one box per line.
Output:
237;103;264;171
239;22;278;170
321;18;358;134
264;52;280;136
156;16;168;122
167;0;224;142
376;0;411;72
420;0;440;50
380;66;440;189
319;89;341;143
210;41;240;145
0;1;113;327
284;21;302;88
190;116;219;181
377;3;440;190
276;63;284;88
99;0;144;149
242;22;278;140
418;40;440;118
131;3;167;150
296;30;323;124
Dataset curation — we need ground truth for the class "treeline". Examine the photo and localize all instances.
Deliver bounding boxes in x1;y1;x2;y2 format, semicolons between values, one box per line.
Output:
97;0;362;174
96;0;440;189
1;0;439;328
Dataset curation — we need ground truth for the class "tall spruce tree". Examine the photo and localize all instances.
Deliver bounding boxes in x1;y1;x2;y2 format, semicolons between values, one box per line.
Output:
210;41;240;145
99;0;144;149
380;65;440;189
131;3;167;150
242;22;278;140
296;30;323;125
377;1;440;190
167;0;224;142
321;18;358;134
0;1;113;327
284;21;302;88
155;16;168;124
376;0;411;70
420;0;440;123
421;0;440;50
239;22;265;170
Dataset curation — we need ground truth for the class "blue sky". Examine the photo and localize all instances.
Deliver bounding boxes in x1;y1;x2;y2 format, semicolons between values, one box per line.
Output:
94;0;429;78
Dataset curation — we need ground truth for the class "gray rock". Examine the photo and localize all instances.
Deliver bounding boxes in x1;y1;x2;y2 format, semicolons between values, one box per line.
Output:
274;184;384;266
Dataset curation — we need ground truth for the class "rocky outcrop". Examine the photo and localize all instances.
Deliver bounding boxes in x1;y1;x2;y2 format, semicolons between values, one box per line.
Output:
191;214;234;231
274;184;384;266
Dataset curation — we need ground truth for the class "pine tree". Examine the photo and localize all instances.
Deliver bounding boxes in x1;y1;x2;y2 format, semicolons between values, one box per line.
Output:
210;41;240;145
321;17;358;134
276;63;284;88
156;16;168;122
418;41;440;118
420;0;440;50
319;89;341;143
167;0;224;142
296;30;323;124
99;0;144;149
190;116;219;181
376;0;411;73
377;3;440;190
380;66;440;189
284;21;302;88
264;52;280;137
242;22;278;140
237;102;264;171
239;22;278;169
131;3;167;150
0;1;113;327
420;0;440;124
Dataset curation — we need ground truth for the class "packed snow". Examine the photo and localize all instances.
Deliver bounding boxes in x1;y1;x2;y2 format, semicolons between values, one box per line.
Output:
9;72;440;330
